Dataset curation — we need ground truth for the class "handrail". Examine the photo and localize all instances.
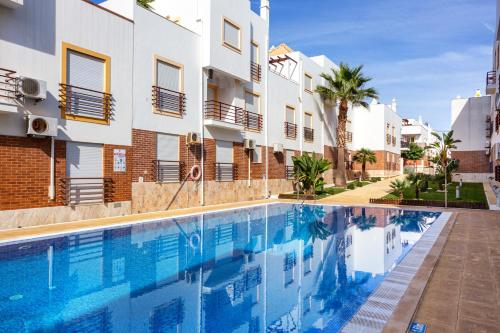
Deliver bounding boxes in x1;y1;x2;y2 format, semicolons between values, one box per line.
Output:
152;86;186;114
0;68;17;99
204;100;245;125
59;83;112;120
285;165;294;180
284;122;297;138
304;127;314;142
215;162;236;182
155;160;183;183
59;177;112;205
244;110;262;131
251;62;262;82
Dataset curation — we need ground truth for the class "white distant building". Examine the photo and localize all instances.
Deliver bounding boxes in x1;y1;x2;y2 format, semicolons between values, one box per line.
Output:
401;116;438;173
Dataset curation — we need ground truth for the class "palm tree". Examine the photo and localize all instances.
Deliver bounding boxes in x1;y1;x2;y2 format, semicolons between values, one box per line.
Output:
426;131;461;185
352;148;377;179
137;0;154;9
390;178;409;199
292;153;331;197
401;143;425;173
316;63;378;186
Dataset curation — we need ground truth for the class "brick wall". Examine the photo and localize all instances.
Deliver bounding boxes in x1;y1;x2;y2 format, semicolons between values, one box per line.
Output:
132;129;156;182
233;142;248;181
352;150;400;172
103;145;133;202
268;148;287;179
0;135;66;210
251;146;266;180
324;145;337;168
451;150;490;173
202;138;216;181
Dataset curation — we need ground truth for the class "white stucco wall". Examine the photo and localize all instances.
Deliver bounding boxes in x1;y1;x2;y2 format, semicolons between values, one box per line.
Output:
0;0;134;146
451;95;491;151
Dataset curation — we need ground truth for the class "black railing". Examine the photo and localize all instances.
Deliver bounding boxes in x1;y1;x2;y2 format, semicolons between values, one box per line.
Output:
59;84;112;121
284;122;297;139
0;68;16;100
244;111;263;132
59;177;112;206
346;131;353;143
155;160;182;183
251;62;262;82
401;141;410;149
286;165;295;180
152;86;186;115
304;127;314;142
386;133;391;145
392;136;396;146
204;100;244;125
487;70;496;86
215;163;236;182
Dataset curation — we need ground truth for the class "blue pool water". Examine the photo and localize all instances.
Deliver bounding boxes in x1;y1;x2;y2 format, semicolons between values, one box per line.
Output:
0;204;440;333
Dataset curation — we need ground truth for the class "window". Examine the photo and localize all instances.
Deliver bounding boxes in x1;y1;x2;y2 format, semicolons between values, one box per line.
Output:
252;146;263;164
283;252;296;287
303;294;312;315
216;140;234;181
223;18;241;52
61;43;111;124
304;112;313;128
154;58;184;115
156;133;180;183
304;73;313;93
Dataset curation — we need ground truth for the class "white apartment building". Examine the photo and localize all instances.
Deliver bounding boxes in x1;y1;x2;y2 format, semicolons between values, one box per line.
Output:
349;98;402;177
401;116;438;173
0;0;401;228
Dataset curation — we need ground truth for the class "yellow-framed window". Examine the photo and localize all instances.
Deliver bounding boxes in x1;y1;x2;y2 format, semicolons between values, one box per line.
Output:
222;18;241;52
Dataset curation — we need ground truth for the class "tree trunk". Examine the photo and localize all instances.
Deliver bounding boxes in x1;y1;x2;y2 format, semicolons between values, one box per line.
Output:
362;163;366;180
335;101;348;186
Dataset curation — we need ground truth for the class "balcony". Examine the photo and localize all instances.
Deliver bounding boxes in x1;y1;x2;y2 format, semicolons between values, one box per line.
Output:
486;71;496;95
0;68;17;113
284;122;297;139
152;86;186;115
392;136;396;146
155;160;183;183
346;131;353;143
59;84;112;122
286;166;295;180
251;62;262;82
59;178;112;206
304;127;314;142
386;133;391;145
204;100;244;130
401;141;410;149
244;110;263;132
215;163;236;182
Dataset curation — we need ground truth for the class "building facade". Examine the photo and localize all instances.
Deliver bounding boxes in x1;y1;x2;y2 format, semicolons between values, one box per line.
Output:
0;0;400;229
401;117;437;174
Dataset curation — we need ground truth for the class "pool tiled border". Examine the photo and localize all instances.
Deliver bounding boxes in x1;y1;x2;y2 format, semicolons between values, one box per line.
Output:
341;211;454;333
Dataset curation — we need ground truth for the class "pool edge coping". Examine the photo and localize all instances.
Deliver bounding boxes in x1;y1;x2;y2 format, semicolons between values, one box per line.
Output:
340;211;455;333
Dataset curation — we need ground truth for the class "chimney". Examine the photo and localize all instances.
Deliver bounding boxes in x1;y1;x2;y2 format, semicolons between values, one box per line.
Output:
391;98;397;113
260;0;269;21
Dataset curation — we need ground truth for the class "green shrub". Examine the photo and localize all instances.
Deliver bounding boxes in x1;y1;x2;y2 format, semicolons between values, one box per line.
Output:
369;177;381;182
347;182;356;190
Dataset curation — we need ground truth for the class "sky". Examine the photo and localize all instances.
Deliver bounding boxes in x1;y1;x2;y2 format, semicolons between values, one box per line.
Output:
96;0;495;130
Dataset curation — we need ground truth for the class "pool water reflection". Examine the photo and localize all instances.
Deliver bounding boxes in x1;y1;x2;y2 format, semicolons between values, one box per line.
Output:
0;204;440;333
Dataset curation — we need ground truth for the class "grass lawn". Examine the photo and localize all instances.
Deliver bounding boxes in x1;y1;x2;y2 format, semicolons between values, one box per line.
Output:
279;186;347;200
383;181;487;204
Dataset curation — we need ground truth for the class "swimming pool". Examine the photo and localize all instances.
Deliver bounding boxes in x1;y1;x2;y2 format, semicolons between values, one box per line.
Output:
0;203;442;332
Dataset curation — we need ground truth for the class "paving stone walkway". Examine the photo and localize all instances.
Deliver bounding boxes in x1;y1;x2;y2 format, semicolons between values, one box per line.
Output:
319;176;402;205
413;210;500;332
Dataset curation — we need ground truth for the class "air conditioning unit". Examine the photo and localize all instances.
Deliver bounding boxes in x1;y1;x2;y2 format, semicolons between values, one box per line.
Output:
26;115;57;137
186;132;201;145
244;139;256;150
16;77;47;101
273;143;284;154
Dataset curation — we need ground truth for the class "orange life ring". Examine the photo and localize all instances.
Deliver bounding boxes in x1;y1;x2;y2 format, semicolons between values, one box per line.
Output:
189;165;202;181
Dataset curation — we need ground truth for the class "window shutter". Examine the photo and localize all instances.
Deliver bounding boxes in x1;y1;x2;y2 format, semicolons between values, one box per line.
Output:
304;74;312;91
157;60;181;92
66;142;103;178
223;20;240;49
245;92;259;114
251;43;258;63
216;140;233;163
286;107;295;123
304;113;312;128
67;50;104;91
157;133;179;161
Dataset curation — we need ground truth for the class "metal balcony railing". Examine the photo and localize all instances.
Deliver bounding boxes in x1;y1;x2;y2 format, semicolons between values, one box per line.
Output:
244;110;263;132
251;62;262;82
392;136;396;146
59;177;112;206
284;122;297;139
487;70;496;86
152;86;186;115
286;165;295;180
0;68;16;100
215;163;236;182
204;100;244;125
346;131;353;143
401;141;410;149
155;160;182;183
386;133;391;145
304;127;314;142
59;84;112;121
